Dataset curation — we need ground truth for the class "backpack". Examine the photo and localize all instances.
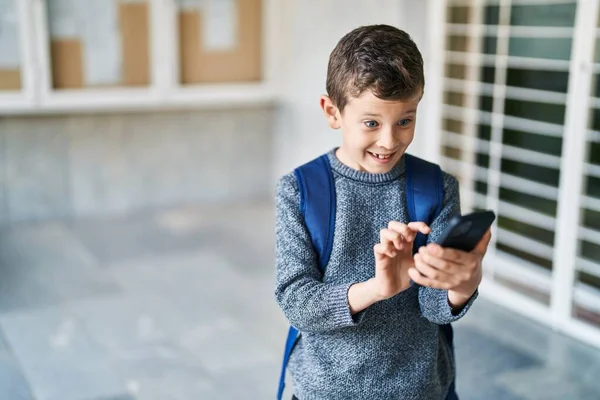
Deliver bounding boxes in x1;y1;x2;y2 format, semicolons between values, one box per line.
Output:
276;152;456;400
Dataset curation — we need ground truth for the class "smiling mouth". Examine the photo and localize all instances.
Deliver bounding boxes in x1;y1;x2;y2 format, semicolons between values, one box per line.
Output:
368;151;395;159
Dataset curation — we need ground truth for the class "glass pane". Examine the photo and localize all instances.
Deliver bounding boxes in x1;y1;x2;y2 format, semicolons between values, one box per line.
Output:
494;270;551;304
581;240;600;262
589;108;600;131
510;3;577;27
476;152;490;168
447;35;470;52
582;209;600;231
594;42;600;63
504;99;566;125
445;63;467;80
593;75;600;98
479;95;493;112
499;187;557;217
445;63;500;84
443;91;466;107
588;141;600;165
478;124;492;141
442;145;489;174
482;36;497;55
572;278;600;328
574;67;600;327
475;180;488;195
481;66;496;84
443;118;464;134
573;274;600;328
501;159;560;187
579;272;600;291
502;129;563;156
506;68;569;93
498;215;555;246
448;6;472;24
484;5;500;25
443;146;462;160
508;37;572;60
47;0;151;89
0;0;21;91
586;175;600;199
497;242;553;269
446;35;496;54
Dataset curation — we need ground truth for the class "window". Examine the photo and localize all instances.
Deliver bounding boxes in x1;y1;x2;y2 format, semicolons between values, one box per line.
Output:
439;0;600;346
573;42;600;329
0;0;22;91
46;0;151;89
176;0;262;84
0;0;272;113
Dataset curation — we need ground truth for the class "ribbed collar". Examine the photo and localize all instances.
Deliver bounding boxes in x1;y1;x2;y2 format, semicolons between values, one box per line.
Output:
326;147;406;184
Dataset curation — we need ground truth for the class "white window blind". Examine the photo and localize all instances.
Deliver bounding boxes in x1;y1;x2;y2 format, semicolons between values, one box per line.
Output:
440;0;600;343
574;48;600;326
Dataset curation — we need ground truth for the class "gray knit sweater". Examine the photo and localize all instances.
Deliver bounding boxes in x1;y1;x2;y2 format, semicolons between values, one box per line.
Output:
274;149;478;400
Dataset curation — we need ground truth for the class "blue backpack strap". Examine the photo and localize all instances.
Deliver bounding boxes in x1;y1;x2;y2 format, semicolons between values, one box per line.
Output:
277;326;299;400
293;154;336;270
404;154;458;400
277;154;335;400
404;153;444;252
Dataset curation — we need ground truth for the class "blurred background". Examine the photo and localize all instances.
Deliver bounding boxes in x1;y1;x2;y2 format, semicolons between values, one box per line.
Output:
0;0;599;399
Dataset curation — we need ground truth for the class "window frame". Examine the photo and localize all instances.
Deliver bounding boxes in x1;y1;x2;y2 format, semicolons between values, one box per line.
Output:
0;0;278;115
429;0;600;348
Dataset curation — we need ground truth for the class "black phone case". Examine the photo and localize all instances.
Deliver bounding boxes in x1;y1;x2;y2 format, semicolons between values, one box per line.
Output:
436;210;496;252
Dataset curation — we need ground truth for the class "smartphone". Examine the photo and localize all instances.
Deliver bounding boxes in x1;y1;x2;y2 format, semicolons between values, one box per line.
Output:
436;210;496;252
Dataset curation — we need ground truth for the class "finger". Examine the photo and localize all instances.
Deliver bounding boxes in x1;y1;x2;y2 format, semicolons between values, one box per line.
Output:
388;221;431;236
374;242;398;259
414;253;456;282
417;248;460;273
408;267;451;290
386;222;413;242
421;243;465;264
380;228;404;250
407;221;431;235
388;221;431;245
473;228;492;254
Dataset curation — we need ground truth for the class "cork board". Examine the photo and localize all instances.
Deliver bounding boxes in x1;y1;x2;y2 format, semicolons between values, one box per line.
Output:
179;0;262;84
0;69;21;91
48;0;150;90
119;2;150;86
51;39;84;89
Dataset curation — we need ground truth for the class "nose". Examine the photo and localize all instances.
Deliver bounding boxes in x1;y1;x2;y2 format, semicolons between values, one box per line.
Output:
376;127;396;149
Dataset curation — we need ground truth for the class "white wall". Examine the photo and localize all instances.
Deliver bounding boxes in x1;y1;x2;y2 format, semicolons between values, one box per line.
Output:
272;0;432;180
0;107;274;225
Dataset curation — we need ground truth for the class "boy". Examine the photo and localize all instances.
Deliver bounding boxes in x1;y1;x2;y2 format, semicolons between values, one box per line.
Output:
275;25;490;400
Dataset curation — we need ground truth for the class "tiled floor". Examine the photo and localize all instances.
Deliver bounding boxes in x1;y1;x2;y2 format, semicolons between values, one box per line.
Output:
0;202;599;400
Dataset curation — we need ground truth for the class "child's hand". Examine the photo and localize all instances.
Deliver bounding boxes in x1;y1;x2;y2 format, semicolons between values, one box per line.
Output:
373;221;431;300
410;229;492;308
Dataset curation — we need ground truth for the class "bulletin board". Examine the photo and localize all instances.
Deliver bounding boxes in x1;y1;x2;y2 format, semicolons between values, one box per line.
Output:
0;0;22;91
47;0;150;90
178;0;262;84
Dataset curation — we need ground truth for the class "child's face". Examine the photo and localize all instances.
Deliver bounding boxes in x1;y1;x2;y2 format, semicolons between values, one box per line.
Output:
321;90;420;174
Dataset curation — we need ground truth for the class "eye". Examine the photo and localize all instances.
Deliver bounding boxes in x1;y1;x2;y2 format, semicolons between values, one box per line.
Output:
364;120;379;128
398;118;413;127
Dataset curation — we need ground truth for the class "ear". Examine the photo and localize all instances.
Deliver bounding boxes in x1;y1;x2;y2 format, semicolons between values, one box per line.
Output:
320;95;341;129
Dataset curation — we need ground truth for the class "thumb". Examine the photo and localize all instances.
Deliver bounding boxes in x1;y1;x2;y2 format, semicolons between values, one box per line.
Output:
474;228;492;254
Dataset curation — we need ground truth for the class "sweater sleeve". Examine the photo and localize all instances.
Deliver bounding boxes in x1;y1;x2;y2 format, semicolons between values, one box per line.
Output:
418;172;478;324
274;173;360;333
